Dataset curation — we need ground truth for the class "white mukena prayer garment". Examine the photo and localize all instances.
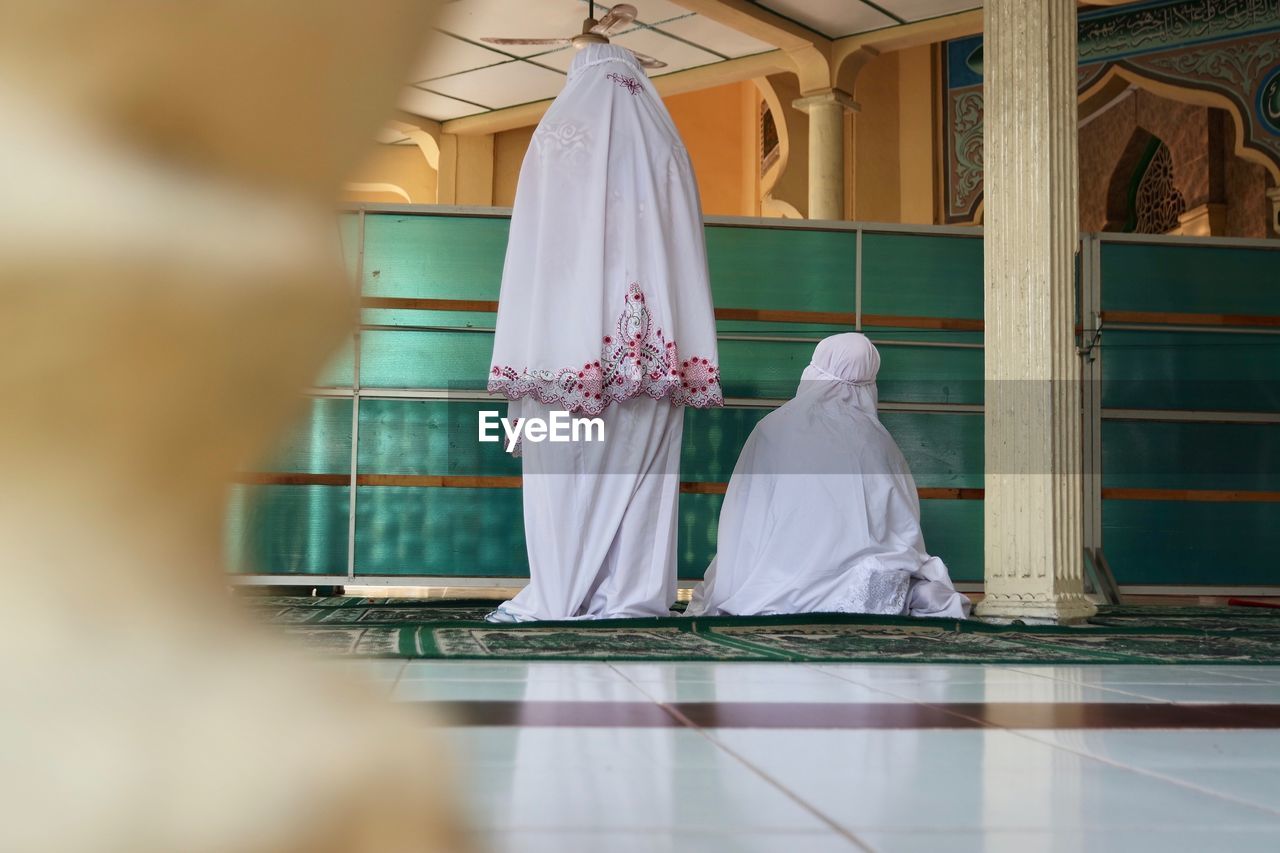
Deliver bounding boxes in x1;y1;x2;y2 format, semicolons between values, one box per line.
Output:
688;334;970;619
486;44;721;622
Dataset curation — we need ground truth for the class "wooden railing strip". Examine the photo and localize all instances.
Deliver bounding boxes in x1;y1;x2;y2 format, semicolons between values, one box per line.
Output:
363;296;499;313
234;473;988;499
1102;310;1280;329
1101;487;1280;503
237;475;1280;503
236;472;349;486
360;297;983;332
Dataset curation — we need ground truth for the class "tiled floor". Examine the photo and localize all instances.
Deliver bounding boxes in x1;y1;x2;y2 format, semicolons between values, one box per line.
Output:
348;660;1280;852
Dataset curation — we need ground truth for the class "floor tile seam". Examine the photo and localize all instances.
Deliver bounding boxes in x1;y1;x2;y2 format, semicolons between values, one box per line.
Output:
605;662;875;852
477;827;861;835
781;679;1280;818
944;666;1202;703
1009;665;1280;694
1002;726;1280;820
798;666;1085;714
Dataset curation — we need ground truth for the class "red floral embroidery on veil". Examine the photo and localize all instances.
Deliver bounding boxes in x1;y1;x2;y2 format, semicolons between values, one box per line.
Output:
489;282;721;415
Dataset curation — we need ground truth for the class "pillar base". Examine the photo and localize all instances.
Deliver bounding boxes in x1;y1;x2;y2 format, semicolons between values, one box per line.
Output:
974;592;1098;625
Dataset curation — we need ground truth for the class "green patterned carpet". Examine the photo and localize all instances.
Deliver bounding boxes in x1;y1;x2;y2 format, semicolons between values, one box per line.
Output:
244;597;1280;664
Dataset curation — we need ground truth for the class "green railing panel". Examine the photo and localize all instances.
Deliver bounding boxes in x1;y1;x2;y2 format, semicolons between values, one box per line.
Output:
716;338;813;399
315;336;356;388
354;486;525;575
680;407;768;482
250;398;353;475
1102;420;1280;491
858;328;984;347
919;500;983;583
704;225;856;313
881;411;984;489
1103;500;1280;586
359;399;520;477
717;339;982;404
363;307;495;330
362;214;510;300
361;328;493;389
338;213;361;281
1101;330;1280;412
1101;242;1280;314
861;233;983;320
226;484;349;575
678;491;723;579
876;345;984;405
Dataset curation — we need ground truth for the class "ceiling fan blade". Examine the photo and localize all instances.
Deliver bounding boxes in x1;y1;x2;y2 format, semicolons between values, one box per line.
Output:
627;49;667;70
481;36;571;46
592;3;637;36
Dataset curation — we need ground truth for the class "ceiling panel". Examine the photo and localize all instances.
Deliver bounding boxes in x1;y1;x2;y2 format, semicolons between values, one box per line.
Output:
527;28;721;76
656;14;775;59
426;60;568;109
617;0;700;24
612;27;724;73
398;86;488;120
437;0;584;57
878;0;981;23
397;0;966;123
405;33;511;83
523;46;579;74
753;0;895;38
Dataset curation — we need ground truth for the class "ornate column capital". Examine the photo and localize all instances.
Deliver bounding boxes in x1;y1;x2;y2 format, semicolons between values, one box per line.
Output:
791;89;860;115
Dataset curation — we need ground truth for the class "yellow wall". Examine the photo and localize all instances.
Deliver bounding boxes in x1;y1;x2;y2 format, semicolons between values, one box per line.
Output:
664;82;757;217
851;45;937;224
761;72;809;219
342;143;437;204
494;126;535;208
897;45;937;225
853;52;902;222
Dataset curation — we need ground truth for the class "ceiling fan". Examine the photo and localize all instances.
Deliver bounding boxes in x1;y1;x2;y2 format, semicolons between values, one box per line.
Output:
481;2;668;69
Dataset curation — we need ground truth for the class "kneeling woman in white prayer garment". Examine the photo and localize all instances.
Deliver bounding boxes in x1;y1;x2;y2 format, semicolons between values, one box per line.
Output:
687;333;970;619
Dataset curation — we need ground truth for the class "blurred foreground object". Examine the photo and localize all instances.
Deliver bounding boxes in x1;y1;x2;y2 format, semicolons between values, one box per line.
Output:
0;2;470;851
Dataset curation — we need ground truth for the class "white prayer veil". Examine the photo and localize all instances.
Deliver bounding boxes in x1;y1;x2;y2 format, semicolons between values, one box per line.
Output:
488;43;721;421
688;333;971;619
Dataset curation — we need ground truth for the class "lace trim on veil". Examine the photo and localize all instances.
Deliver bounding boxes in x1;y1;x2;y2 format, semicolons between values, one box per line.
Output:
489;282;722;415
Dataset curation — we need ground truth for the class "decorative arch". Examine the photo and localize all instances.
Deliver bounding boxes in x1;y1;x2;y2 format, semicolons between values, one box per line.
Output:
1101;128;1186;233
1079;63;1280;186
340;182;412;204
753;75;805;219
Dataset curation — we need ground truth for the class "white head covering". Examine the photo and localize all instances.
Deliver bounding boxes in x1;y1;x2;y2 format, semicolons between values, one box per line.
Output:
796;332;881;413
688;333;971;619
488;44;721;416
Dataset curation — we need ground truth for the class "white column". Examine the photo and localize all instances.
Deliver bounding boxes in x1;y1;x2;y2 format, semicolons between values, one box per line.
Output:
1267;187;1280;236
976;0;1096;623
792;90;858;221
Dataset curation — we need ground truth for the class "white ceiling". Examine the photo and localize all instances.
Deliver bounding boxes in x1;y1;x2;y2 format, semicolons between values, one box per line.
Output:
752;0;981;38
398;0;981;123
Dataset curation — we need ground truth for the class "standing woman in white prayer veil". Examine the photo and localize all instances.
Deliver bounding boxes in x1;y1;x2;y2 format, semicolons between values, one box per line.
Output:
688;333;970;619
485;43;721;622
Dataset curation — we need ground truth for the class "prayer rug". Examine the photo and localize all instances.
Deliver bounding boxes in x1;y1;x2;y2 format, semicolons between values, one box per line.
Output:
244;597;1280;664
